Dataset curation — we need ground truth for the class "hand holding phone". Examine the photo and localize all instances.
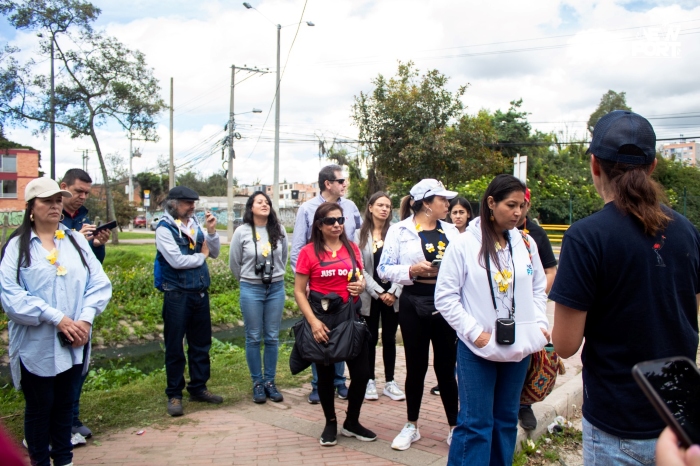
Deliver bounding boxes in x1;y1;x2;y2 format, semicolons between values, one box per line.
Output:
94;220;117;234
431;259;442;268
632;356;700;448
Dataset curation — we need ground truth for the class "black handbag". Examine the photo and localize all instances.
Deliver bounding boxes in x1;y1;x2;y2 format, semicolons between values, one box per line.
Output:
291;290;369;368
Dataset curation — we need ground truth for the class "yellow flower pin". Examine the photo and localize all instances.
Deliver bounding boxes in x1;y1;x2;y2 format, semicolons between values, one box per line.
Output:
56;265;67;276
495;242;502;251
256;232;261;241
261;242;271;257
415;223;422;232
54;230;65;240
46;248;59;265
332;250;337;258
425;243;435;253
437;229;444;234
437;241;446;250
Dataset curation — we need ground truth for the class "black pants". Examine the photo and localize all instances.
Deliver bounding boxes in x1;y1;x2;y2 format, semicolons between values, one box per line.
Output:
365;297;399;381
21;361;81;466
399;286;458;426
316;338;370;424
163;290;212;399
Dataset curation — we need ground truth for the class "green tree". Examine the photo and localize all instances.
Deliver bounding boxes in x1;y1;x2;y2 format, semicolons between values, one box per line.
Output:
352;62;468;193
0;0;100;177
587;90;632;135
134;171;168;210
325;146;367;208
1;22;165;243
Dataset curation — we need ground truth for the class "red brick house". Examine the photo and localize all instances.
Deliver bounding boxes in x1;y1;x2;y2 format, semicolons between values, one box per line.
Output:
0;148;40;211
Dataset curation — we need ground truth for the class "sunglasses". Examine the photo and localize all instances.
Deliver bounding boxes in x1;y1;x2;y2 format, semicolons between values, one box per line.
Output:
329;178;346;185
320;216;345;226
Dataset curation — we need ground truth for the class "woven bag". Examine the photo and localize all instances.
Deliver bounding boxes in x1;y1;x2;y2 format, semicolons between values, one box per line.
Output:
520;343;566;404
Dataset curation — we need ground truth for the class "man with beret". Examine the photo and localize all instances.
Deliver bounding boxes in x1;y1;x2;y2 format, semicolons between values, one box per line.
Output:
155;186;223;416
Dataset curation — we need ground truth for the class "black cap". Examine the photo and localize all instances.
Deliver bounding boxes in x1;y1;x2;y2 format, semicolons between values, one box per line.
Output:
587;110;656;165
166;186;200;201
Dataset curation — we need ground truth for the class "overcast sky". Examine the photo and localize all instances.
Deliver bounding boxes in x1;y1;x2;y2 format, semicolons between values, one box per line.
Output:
1;0;699;186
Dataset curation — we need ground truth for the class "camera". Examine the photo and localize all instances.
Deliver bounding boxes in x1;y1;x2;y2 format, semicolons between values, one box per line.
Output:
255;259;274;284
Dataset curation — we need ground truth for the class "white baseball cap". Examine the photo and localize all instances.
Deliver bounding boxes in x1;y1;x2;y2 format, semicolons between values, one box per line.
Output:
25;177;72;202
410;179;457;201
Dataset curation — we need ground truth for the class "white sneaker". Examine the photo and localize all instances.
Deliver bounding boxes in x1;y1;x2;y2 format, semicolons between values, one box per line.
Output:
447;426;455;445
383;380;406;401
71;432;87;446
365;379;379;400
391;422;421;451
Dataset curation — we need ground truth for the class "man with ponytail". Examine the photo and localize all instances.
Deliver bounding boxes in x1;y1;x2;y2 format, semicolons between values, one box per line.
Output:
551;111;700;465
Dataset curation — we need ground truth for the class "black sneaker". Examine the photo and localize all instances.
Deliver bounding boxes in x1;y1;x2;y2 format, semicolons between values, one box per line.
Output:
264;381;284;402
253;383;267;404
320;421;337;446
341;420;377;442
336;383;349;400
189;390;223;404
308;388;320;404
430;385;440;396
519;405;537;430
167;397;184;416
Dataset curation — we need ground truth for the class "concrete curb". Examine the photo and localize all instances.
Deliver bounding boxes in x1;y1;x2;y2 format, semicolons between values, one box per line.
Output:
515;371;583;451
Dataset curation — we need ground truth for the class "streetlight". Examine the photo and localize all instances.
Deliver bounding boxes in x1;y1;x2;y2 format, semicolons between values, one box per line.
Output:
243;2;314;212
128;137;142;203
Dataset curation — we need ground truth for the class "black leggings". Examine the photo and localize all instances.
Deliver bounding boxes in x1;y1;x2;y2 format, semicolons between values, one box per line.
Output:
399;286;458;426
316;339;370;424
365;297;399;381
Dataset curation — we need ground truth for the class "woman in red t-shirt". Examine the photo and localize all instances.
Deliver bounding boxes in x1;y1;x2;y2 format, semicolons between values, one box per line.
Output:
295;202;376;447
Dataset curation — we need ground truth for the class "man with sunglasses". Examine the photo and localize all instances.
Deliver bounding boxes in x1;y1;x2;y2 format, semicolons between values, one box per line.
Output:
291;164;363;404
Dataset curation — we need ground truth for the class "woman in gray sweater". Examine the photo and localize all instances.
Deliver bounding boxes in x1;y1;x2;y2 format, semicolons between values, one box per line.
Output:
230;191;288;403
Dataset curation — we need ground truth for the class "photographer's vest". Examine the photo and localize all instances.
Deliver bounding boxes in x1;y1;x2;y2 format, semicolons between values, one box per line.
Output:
154;220;210;292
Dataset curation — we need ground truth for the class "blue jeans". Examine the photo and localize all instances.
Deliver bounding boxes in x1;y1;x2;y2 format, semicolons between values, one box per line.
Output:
311;362;346;389
582;417;657;465
21;361;81;466
448;340;530;466
162;290;212;399
239;281;286;384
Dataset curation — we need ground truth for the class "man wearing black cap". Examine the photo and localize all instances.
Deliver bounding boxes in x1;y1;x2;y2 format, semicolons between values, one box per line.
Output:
551;111;700;464
155;186;223;416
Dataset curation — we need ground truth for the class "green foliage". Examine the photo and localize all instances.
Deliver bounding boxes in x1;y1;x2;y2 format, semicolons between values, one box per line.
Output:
587;90;632;134
512;425;583;465
653;155;700;226
175;170;228;196
135;171;168;210
83;360;147;392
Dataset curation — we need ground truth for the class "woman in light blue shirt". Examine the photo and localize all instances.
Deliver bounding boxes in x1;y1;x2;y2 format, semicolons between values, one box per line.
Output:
0;178;112;466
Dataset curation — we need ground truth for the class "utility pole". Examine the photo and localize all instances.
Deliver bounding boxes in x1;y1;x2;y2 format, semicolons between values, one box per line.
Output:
273;24;282;212
227;65;236;241
128;133;144;203
226;65;268;240
50;35;55;180
169;77;175;190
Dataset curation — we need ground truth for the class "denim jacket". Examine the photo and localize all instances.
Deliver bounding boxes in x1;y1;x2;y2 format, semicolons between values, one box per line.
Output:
155;218;211;292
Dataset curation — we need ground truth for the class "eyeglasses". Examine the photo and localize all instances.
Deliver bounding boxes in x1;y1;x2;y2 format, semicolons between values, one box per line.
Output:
329;178;346;185
320;216;345;226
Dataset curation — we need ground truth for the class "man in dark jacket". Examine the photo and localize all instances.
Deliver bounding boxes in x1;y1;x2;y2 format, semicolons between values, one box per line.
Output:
59;168;111;442
60;169;110;263
156;186;223;417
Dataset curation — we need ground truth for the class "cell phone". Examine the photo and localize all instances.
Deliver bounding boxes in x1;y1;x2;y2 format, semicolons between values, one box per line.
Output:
431;259;442;268
57;331;72;347
94;220;117;233
632;356;700;448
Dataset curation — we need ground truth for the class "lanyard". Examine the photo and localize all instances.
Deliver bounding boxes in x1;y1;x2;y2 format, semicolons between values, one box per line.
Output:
485;232;516;319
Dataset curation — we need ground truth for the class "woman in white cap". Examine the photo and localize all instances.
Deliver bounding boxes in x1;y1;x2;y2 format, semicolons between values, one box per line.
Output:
0;177;112;466
377;178;460;451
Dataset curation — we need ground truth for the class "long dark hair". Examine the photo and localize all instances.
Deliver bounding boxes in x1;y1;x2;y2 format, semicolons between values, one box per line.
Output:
243;191;284;250
448;197;473;225
358;191;392;250
479;174;526;271
399;194;436;220
596;156;670;236
1;199;90;284
310;203;357;268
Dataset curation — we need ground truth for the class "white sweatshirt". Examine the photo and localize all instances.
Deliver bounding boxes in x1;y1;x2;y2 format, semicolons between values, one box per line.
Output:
435;217;549;362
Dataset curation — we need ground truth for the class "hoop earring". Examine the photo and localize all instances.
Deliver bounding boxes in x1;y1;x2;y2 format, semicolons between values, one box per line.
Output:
425;206;433;218
60;214;65;221
30;213;34;222
489;209;494;222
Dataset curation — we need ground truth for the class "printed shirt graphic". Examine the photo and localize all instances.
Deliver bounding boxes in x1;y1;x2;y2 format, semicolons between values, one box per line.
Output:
296;242;362;303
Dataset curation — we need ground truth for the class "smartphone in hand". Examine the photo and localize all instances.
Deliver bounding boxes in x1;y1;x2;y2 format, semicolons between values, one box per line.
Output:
632;356;700;448
431;259;442;268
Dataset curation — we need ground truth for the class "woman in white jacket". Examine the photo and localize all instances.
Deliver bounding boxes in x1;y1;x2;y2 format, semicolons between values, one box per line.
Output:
354;192;404;402
435;174;549;466
377;179;460;451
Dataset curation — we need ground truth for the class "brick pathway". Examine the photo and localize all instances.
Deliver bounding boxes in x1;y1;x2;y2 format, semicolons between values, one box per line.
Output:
68;301;582;466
